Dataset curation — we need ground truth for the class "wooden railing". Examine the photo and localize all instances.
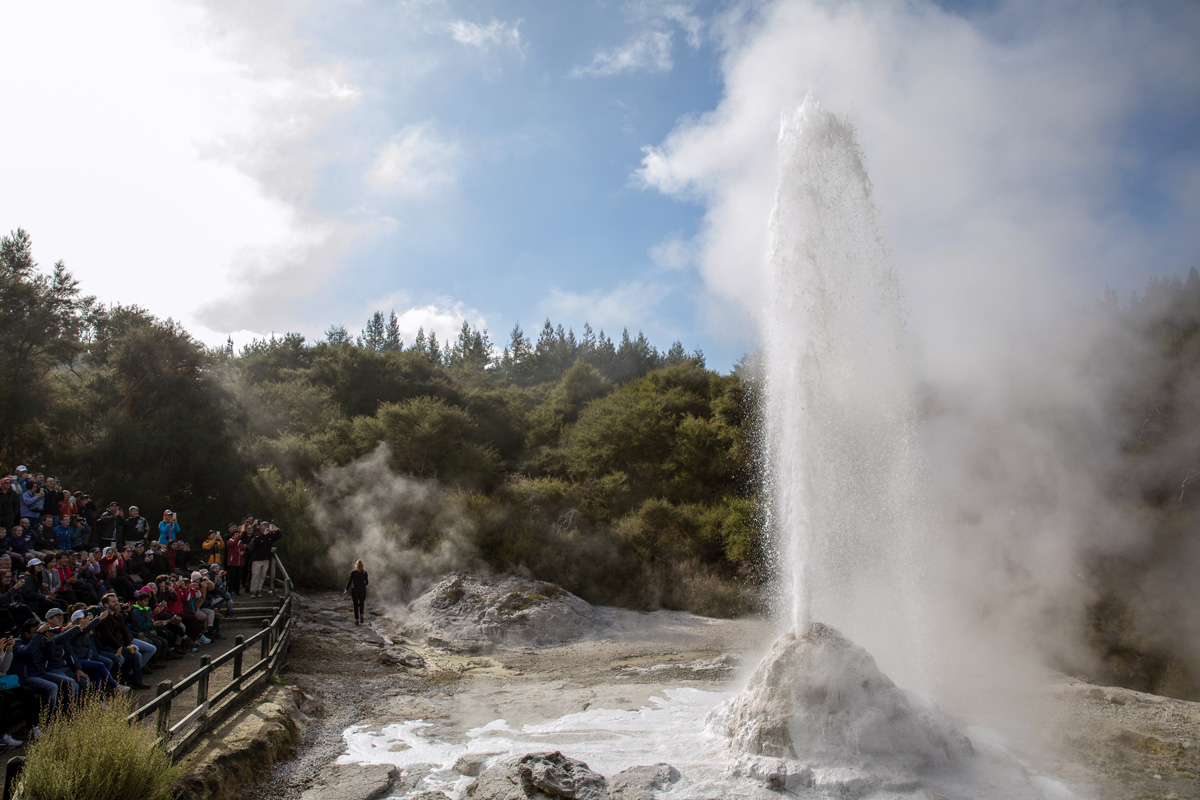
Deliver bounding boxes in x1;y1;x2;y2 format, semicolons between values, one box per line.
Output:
2;551;296;798
128;548;295;759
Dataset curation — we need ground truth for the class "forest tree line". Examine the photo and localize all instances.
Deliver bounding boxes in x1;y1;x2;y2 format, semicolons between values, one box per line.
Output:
2;228;1198;697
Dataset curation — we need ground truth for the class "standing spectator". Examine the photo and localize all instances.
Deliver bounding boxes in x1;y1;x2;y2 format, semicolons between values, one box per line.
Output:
95;502;123;546
41;477;62;526
76;492;98;531
225;523;247;596
124;506;151;546
201;529;225;568
57;488;77;523
247;523;281;598
19;482;44;522
158;510;179;546
0;476;19;532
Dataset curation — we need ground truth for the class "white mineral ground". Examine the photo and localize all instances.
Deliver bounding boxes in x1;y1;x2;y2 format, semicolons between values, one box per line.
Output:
245;579;1200;800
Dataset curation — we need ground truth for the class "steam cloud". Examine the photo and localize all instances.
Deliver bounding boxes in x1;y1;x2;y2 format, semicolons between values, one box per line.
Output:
310;444;483;601
643;0;1200;701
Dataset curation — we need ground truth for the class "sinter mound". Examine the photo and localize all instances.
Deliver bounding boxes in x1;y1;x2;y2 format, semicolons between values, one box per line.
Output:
404;574;610;652
711;622;972;773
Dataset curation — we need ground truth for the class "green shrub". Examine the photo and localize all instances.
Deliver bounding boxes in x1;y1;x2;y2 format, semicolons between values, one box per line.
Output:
15;692;183;800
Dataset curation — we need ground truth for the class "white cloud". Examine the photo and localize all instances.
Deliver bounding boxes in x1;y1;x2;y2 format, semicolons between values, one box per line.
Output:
346;293;487;350
649;233;694;271
541;281;671;335
628;1;704;49
573;29;674;77
393;301;485;348
447;18;526;56
364;123;461;197
0;1;362;344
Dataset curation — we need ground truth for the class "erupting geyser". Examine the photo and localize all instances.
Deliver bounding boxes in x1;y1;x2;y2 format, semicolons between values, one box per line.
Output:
718;96;968;782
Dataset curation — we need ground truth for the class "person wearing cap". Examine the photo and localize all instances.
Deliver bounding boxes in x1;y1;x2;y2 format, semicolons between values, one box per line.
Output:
158;510;179;547
129;589;172;666
64;608;126;692
95;502;123;547
41;608;94;698
11;618;75;718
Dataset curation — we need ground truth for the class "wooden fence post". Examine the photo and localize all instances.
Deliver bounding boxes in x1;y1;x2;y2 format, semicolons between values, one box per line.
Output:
197;655;211;705
232;634;244;679
260;619;271;661
155;680;174;738
3;756;24;800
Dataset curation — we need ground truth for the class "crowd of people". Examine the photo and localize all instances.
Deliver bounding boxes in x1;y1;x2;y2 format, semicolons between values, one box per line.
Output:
0;465;285;748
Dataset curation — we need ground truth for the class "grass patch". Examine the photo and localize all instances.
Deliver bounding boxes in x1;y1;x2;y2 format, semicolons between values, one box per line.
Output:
14;692;183;800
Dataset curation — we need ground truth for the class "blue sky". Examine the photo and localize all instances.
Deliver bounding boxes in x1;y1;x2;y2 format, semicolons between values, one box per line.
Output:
2;1;1198;371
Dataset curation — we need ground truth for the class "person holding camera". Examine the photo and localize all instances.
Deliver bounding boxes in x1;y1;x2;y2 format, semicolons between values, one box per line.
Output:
94;593;152;689
12;618;76;717
158;510;179;546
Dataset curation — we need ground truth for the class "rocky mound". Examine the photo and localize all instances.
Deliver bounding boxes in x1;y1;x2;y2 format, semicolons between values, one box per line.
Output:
404;574;610;653
710;623;972;774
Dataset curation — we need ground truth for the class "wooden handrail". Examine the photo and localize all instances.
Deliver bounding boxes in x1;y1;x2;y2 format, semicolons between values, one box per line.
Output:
124;554;296;761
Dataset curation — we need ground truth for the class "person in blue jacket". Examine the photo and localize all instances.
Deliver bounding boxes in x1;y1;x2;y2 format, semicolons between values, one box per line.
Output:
10;618;75;719
158;510;180;546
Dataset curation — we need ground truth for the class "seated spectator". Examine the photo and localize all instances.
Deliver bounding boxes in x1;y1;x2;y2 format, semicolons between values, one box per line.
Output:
54;515;75;552
170;539;196;576
128;589;171;667
1;527;27;572
0;569;37;630
63;608;124;693
20;559;58;617
33;514;59;555
11;618;75;719
205;564;236;617
93;594;150;690
99;547;137;602
68;515;88;550
0;632;35;746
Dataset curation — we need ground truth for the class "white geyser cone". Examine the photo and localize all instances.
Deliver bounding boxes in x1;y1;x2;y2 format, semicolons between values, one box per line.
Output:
711;623;972;774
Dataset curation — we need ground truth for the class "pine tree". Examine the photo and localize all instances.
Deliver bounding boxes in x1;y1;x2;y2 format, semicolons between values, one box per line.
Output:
324;324;351;346
384;311;403;352
359;311;386;351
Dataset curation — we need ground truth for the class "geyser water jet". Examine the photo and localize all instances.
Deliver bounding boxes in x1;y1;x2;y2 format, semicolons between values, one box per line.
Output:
760;96;927;670
713;96;968;783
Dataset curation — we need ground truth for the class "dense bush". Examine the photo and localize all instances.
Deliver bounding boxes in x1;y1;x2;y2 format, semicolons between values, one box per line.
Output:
14;692;183;800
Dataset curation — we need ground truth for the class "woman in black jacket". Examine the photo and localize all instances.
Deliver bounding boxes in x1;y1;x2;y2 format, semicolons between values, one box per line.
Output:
343;560;368;626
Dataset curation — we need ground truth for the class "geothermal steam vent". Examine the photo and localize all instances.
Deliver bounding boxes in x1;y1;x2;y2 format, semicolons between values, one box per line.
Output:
711;623;972;772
